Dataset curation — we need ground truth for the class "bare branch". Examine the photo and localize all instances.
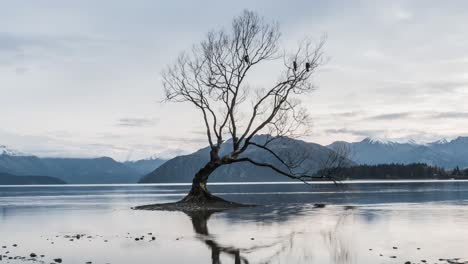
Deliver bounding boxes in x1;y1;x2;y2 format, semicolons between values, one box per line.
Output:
160;10;341;190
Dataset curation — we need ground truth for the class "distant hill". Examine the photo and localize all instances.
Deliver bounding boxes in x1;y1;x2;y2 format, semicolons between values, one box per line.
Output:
0;172;66;185
124;158;166;175
39;157;142;184
328;137;468;169
0;149;142;184
140;136;351;183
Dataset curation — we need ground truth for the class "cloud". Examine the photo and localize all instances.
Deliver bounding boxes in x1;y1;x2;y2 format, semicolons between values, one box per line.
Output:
331;111;364;118
325;128;386;138
430;112;468;119
366;112;412;121
425;80;468;93
0;32;113;66
156;135;208;145
117;118;159;127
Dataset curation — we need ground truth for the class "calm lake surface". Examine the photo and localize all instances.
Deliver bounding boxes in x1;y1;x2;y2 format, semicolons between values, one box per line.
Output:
1;180;468;264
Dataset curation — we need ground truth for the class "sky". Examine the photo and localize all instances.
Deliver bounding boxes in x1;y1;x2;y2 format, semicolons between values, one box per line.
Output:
1;0;468;160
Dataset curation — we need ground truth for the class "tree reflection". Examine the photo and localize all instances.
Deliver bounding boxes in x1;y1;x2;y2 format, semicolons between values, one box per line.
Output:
185;209;301;264
186;210;248;264
184;206;361;264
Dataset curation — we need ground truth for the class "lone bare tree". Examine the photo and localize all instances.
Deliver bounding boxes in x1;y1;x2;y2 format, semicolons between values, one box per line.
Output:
143;10;346;208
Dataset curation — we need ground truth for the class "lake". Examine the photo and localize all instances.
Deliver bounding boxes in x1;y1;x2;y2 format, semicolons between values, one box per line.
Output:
1;180;468;264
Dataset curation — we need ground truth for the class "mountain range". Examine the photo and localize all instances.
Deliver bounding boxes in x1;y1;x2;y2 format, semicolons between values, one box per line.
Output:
0;146;166;184
2;136;468;184
141;136;468;183
140;135;352;183
328;136;468;168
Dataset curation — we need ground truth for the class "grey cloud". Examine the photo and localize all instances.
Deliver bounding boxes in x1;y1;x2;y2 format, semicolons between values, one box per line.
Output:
363;111;468;121
367;112;412;121
0;32;113;66
430;112;468;119
156;135;208;145
117;118;159;127
425;80;468;93
331;111;364;118
0;32;109;51
325;128;386;137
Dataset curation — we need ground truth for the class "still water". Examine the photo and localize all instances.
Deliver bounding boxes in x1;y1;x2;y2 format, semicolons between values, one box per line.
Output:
1;180;468;264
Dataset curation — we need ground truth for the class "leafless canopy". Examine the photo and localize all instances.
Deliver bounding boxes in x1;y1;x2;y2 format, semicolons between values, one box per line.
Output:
162;10;339;183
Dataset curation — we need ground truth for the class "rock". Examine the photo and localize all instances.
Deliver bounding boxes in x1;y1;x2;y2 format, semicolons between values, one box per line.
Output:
30;253;37;258
421;260;426;263
405;261;411;264
314;203;326;208
389;256;396;258
151;237;156;240
250;238;255;240
53;258;63;263
393;246;398;249
135;238;140;241
12;244;17;247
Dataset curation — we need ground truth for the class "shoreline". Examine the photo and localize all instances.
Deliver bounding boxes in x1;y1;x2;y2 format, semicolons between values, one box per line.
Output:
2;178;468;188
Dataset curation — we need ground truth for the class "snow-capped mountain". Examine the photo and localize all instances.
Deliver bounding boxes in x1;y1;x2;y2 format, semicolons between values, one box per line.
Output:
328;137;468;168
0;145;26;156
124;158;167;175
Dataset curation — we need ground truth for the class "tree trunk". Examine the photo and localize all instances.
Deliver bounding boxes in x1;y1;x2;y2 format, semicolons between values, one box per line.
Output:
180;161;224;203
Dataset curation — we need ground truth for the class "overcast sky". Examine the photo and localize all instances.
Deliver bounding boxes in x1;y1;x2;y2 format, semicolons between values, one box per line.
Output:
1;0;468;160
